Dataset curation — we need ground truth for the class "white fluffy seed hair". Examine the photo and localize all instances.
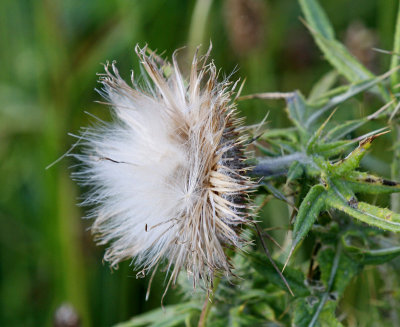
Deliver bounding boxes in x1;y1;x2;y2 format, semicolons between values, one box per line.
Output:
73;45;253;294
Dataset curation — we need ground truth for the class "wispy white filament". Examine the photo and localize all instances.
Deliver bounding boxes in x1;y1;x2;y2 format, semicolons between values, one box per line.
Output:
73;45;252;293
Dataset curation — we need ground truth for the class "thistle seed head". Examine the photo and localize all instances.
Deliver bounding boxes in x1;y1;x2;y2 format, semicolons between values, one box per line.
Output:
73;45;253;293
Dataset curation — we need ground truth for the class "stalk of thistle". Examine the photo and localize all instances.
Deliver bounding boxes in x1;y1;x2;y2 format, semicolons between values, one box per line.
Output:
72;45;255;296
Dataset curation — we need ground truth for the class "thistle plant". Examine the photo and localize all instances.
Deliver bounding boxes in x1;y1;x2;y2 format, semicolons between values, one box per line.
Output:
73;45;253;299
71;0;400;326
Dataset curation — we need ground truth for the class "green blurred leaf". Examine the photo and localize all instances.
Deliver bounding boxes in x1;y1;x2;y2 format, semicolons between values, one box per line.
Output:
306;73;392;127
317;246;360;296
390;2;400;87
299;0;372;81
306;106;336;153
228;306;265;327
251;302;276;321
262;183;292;204
308;70;338;102
342;231;400;265
293;245;358;327
287;161;304;183
299;0;391;103
323;119;365;141
298;0;335;40
306;27;373;82
317;308;345;327
254;143;276;156
0;85;42;134
293;299;344;327
313;140;352;158
285;92;309;132
114;303;199;327
260;127;298;144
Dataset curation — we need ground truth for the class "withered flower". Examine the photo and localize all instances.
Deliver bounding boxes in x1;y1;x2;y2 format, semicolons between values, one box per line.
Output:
73;45;253;295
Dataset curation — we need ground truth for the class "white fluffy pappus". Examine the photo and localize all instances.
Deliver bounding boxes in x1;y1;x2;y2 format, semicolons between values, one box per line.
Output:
73;45;253;295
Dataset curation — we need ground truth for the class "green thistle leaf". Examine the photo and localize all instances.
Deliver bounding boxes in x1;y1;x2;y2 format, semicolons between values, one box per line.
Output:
288;185;327;261
342;171;400;194
327;195;400;232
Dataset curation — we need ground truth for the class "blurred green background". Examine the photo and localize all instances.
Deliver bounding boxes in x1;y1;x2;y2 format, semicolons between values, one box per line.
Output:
1;0;399;326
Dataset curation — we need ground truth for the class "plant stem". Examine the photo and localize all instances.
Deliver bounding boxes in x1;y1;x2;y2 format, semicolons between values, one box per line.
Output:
391;1;400;212
309;242;342;327
188;0;213;58
254;222;294;296
391;125;400;212
197;277;220;327
252;152;309;177
390;1;400;87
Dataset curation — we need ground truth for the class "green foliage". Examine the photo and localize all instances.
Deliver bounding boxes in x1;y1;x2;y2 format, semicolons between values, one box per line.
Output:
120;0;400;326
114;303;201;327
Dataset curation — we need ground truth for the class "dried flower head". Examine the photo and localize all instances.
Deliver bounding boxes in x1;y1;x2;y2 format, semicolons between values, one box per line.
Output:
73;45;253;294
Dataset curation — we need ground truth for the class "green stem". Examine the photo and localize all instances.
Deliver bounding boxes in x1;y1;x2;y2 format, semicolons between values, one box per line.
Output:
252;152;309;177
309;242;342;327
197;277;220;327
188;0;213;56
391;125;400;212
390;1;400;87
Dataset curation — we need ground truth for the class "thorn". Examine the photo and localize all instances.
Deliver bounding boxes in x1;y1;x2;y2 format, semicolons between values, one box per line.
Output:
353;127;390;143
254;222;294;296
235;78;247;100
389;100;400;122
367;99;395;120
45;130;89;169
282;244;295;274
317;107;338;136
372;48;400;57
253;111;270;135
373;129;391;138
261;231;283;250
238;91;296;101
360;129;391;145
